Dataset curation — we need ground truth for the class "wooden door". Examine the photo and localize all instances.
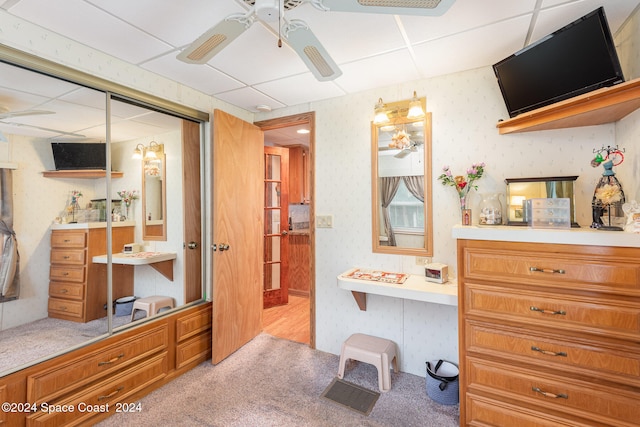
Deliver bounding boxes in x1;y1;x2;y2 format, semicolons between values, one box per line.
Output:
263;146;289;309
183;119;202;303
212;109;264;364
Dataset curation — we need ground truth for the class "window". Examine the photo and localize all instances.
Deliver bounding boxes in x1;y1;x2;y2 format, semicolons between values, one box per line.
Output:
389;180;424;231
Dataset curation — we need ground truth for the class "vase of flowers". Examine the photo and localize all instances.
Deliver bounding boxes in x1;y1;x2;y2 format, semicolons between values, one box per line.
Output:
438;163;486;222
117;190;138;220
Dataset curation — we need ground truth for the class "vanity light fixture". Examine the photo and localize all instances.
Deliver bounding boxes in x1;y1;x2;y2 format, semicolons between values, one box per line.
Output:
373;98;390;124
132;143;145;159
145;141;161;159
373;91;426;124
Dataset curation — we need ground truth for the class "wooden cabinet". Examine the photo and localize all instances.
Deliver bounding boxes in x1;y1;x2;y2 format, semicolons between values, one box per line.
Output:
458;240;640;426
288;233;310;296
48;226;134;322
288;145;309;204
0;302;212;426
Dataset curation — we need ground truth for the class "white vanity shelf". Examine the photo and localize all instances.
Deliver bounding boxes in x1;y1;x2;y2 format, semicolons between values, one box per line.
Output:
337;268;458;311
93;251;177;281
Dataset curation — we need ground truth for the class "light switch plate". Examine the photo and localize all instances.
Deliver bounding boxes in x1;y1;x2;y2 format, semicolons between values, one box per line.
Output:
316;215;333;228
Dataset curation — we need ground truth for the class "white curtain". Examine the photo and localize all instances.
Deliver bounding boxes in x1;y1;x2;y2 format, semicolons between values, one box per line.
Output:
0;169;19;301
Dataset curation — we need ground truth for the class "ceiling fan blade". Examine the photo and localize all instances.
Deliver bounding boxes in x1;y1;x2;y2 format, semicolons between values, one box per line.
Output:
309;0;456;16
394;148;411;158
177;13;255;64
0;110;55;120
0;121;86;138
282;19;342;81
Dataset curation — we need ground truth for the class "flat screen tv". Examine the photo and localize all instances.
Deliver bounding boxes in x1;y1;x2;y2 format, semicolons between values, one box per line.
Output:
51;142;107;170
493;7;624;118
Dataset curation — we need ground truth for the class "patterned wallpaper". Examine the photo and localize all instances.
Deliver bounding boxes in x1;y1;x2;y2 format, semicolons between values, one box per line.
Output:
0;8;638;376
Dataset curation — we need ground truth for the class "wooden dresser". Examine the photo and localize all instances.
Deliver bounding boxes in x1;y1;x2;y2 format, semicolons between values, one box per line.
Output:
48;224;134;323
457;238;640;426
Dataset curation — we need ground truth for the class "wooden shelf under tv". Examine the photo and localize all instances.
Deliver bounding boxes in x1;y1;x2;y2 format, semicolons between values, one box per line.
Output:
496;77;640;134
42;170;123;178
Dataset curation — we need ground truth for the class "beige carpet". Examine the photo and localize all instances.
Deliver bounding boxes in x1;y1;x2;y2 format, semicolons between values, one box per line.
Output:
96;333;459;426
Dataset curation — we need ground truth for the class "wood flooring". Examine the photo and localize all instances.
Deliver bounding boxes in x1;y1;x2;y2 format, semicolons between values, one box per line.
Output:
263;295;310;344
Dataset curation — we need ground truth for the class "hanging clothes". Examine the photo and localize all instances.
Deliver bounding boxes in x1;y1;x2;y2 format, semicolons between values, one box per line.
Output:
0;169;19;302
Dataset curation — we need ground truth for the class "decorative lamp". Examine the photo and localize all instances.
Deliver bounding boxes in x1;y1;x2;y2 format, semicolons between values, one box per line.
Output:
406;91;425;119
132;144;144;159
373;98;389;124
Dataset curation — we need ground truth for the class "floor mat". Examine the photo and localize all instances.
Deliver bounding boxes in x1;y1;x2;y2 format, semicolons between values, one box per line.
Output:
321;377;380;416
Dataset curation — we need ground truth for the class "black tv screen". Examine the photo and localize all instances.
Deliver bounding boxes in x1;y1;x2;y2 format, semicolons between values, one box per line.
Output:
51;142;107;170
493;7;624;118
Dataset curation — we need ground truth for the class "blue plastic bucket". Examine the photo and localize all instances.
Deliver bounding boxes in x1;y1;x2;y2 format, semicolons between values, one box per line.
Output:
426;360;459;405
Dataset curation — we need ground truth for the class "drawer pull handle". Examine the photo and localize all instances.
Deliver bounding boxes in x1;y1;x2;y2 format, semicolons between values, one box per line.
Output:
532;387;568;399
60;289;68;294
63;255;70;259
530;267;565;274
98;386;124;401
530;306;566;316
98;353;125;366
531;346;567;357
62;272;69;276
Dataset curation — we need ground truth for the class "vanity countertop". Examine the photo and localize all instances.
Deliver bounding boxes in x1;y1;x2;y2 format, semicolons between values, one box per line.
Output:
51;221;135;230
452;224;639;247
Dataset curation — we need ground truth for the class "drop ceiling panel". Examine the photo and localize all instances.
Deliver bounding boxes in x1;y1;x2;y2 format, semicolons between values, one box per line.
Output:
285;6;406;64
337;50;421;94
401;0;538;45
253;74;346;107
413;16;532;78
86;0;246;48
142;53;245;96
8;0;173;64
212;86;286;113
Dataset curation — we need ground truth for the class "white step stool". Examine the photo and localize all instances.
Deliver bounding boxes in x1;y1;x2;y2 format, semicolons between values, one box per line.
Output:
130;296;174;321
338;333;398;392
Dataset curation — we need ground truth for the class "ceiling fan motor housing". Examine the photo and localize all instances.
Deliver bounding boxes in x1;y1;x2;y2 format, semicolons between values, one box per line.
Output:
255;0;281;22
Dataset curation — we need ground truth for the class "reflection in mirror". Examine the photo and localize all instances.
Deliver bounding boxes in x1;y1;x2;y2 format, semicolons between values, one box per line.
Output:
505;176;579;227
372;113;433;256
142;142;167;240
0;57;204;377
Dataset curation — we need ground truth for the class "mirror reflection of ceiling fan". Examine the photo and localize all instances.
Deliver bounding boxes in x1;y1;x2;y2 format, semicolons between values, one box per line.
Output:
178;0;456;81
0;106;86;138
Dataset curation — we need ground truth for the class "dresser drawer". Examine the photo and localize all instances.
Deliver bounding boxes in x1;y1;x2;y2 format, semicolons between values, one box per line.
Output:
466;320;640;386
49;282;84;301
461;243;640;295
47;298;83;319
50;249;86;265
467;357;640;427
50;231;87;248
465;283;640;340
26;352;168;427
49;265;85;283
176;304;212;342
27;324;168;402
466;392;600;427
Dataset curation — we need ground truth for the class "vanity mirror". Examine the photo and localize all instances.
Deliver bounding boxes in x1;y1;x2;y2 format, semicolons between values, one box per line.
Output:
505;176;579;227
371;98;433;256
141;141;167;240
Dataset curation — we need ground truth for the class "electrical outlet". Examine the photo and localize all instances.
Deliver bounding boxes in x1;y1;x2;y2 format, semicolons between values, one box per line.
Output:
316;215;333;228
416;256;430;265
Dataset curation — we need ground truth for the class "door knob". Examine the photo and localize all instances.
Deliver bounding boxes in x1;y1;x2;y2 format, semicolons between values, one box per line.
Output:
281;230;288;236
187;241;198;249
219;243;230;251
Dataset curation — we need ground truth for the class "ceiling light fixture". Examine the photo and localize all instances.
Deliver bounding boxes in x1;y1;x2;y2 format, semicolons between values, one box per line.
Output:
297;129;310;134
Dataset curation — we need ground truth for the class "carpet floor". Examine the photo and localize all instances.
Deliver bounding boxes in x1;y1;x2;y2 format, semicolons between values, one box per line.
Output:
96;333;459;426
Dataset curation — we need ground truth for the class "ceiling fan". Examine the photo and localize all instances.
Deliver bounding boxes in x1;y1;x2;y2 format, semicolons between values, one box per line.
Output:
177;0;456;81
